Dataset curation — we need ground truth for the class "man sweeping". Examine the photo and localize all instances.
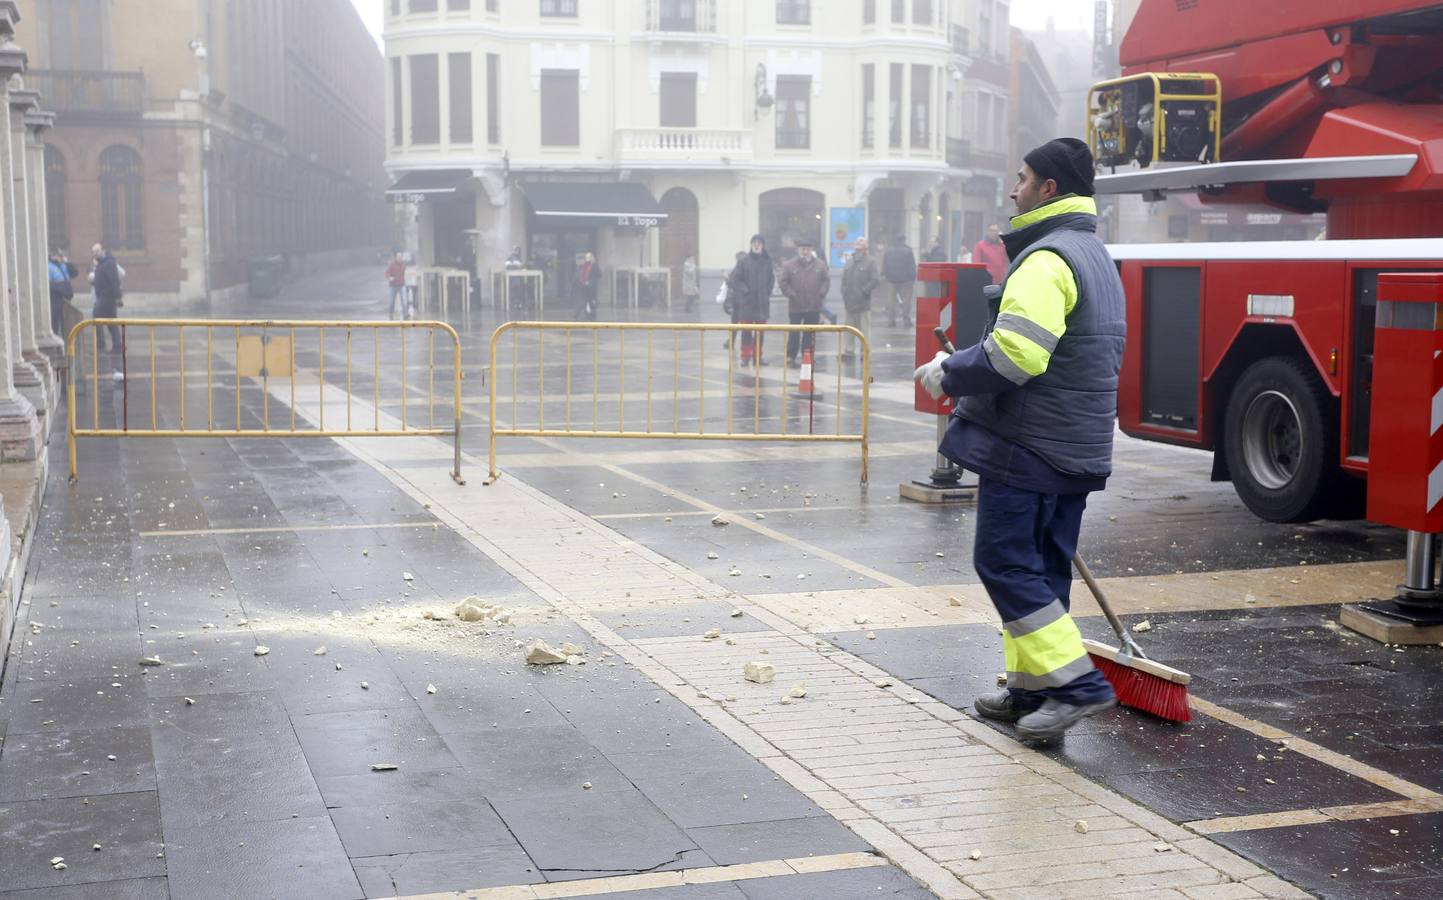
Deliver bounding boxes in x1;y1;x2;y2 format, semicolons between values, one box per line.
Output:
914;138;1126;741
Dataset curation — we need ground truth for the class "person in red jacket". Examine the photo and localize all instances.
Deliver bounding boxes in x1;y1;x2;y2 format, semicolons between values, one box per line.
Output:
973;224;1009;285
384;251;408;319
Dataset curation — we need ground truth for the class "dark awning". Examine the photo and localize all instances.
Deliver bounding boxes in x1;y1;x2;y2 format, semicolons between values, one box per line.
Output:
385;169;473;197
520;181;668;225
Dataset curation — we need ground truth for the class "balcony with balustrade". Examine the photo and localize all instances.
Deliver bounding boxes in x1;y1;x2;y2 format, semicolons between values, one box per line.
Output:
614;127;752;166
28;70;145;121
947;137;1009;174
641;0;719;41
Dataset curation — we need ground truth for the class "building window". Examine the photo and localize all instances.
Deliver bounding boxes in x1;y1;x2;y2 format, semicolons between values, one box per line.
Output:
776;0;810;25
98;145;143;250
449;0;471;8
861;64;875;148
864;0;875;24
914;0;932;25
889;63;903;148
658;0;697;31
540;0;577;16
48;0;105;69
487;0;498;9
391;57;403;145
45;146;67;252
659;73;697;128
392;0;401;15
911;64;931;148
487;53;501;143
774;76;810;149
979;1;992;55
892;0;905;23
540;69;580;146
410;54;440;144
449;53;473;143
409;0;438;11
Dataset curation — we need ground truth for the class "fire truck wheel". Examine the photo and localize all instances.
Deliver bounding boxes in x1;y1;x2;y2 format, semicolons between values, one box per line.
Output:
1223;356;1339;523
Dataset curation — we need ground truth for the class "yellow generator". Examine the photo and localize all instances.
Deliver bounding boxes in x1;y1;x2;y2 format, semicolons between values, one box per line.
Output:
1088;73;1222;169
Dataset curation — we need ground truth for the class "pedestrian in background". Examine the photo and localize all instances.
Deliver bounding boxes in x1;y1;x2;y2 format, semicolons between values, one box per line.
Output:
385;251;407;320
974;223;1009;285
726;235;774;366
882;233;917;327
48;248;77;337
923;237;947;263
90;243;123;363
574;251;598;321
841;237;879;358
778;237;830;365
682;256;700;313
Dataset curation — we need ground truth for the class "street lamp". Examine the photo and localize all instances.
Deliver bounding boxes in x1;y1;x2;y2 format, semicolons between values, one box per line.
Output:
754;63;773;120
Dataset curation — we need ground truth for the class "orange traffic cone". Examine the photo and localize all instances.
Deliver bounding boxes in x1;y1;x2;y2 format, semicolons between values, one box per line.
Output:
798;347;817;396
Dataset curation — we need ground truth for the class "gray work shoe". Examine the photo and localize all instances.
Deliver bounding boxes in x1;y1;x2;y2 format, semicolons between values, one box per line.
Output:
1015;697;1118;742
973;689;1026;723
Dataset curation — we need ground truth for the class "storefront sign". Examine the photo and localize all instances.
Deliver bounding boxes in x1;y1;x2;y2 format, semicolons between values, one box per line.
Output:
615;215;661;228
388;192;430;205
830;207;865;268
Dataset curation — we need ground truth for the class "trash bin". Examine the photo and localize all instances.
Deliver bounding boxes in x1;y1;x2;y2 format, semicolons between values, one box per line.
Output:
247;256;284;298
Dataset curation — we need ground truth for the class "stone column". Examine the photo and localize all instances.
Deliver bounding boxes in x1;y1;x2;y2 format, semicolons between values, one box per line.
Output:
5;82;47;417
25;109;61;374
0;12;41;461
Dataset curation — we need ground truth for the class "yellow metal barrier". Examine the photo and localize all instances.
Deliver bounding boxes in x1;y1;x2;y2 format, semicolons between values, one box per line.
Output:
485;321;871;484
66;318;465;484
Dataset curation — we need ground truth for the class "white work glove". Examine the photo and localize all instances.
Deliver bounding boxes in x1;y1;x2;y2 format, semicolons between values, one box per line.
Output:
913;350;948;400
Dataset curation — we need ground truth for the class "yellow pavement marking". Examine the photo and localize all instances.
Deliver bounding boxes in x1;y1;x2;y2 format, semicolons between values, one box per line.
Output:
138;521;438;539
1188;797;1443;834
1191;696;1443;803
395;851;886;899
594;504;871;520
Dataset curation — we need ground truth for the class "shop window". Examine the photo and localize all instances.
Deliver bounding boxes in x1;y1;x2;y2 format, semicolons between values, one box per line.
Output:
449;53;473;143
759;188;824;262
99;145;144;250
540;69;580;146
410;54;440;144
774;76;810;149
659;73;697;128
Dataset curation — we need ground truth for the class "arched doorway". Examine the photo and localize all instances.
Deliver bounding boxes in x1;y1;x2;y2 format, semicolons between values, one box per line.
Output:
659;186;699;295
868;186;904;249
758;187;824;264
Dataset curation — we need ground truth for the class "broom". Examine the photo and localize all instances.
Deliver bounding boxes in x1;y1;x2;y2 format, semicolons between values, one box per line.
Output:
927;327;1191;722
1073;554;1192;723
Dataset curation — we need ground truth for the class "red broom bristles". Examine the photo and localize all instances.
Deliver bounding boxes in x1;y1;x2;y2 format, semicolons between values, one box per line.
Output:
1089;652;1192;723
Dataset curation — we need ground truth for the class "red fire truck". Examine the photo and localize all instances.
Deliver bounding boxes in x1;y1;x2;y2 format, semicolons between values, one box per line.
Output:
1090;1;1443;524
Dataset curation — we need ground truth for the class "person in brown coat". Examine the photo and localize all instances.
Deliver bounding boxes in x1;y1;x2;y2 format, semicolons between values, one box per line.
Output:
840;237;879;357
777;238;831;364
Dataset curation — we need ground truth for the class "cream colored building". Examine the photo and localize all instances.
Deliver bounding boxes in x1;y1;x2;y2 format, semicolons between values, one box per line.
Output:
384;0;1013;301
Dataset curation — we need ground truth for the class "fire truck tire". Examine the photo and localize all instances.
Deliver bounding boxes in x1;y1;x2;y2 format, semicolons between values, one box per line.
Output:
1223;357;1339;523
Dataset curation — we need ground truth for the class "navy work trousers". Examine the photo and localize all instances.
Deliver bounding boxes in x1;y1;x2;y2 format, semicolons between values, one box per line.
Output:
973;476;1115;710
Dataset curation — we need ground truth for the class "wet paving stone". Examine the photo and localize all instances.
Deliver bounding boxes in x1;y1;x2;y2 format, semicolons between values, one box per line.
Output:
734;865;932;899
351;845;542;898
0;792;165;893
6;676;150;735
685;817;871;867
291;706;459;778
0;876;170;900
0;726;156;802
163;815;362;900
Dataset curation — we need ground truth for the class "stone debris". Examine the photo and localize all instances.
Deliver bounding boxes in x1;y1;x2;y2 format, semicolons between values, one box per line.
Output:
729;609;744;618
969;850;982;861
744;661;776;684
50;857;66;870
703;629;722;640
426;684;437;694
560;642;585;656
402;572;415;581
875;679;893;688
138;657;164;667
729;568;742;577
360;681;370;690
935;552;945;558
525;640;569;665
565;655;586;666
1132;620;1153;634
948;597;963;607
788;683;807;699
1074;820;1088;834
93;844;102;851
711;515;729;526
455;597;511;624
1154;843;1173;853
421;610;447;621
725;639;737;646
865;632;876;640
370;763;399;772
313;646;327;656
184;697;195;706
707;552;719;560
853;615;869;625
582;782;593;790
253;646;270;656
335;663;344;671
996;673;1008;685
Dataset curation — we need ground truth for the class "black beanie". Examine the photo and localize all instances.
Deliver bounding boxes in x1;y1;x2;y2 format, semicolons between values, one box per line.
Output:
1024;138;1095;198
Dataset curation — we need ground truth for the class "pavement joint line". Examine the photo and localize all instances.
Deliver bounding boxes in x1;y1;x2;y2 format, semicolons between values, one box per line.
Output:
267;370;1288;899
137;521;439;538
1190;696;1443;803
392;851;887;899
